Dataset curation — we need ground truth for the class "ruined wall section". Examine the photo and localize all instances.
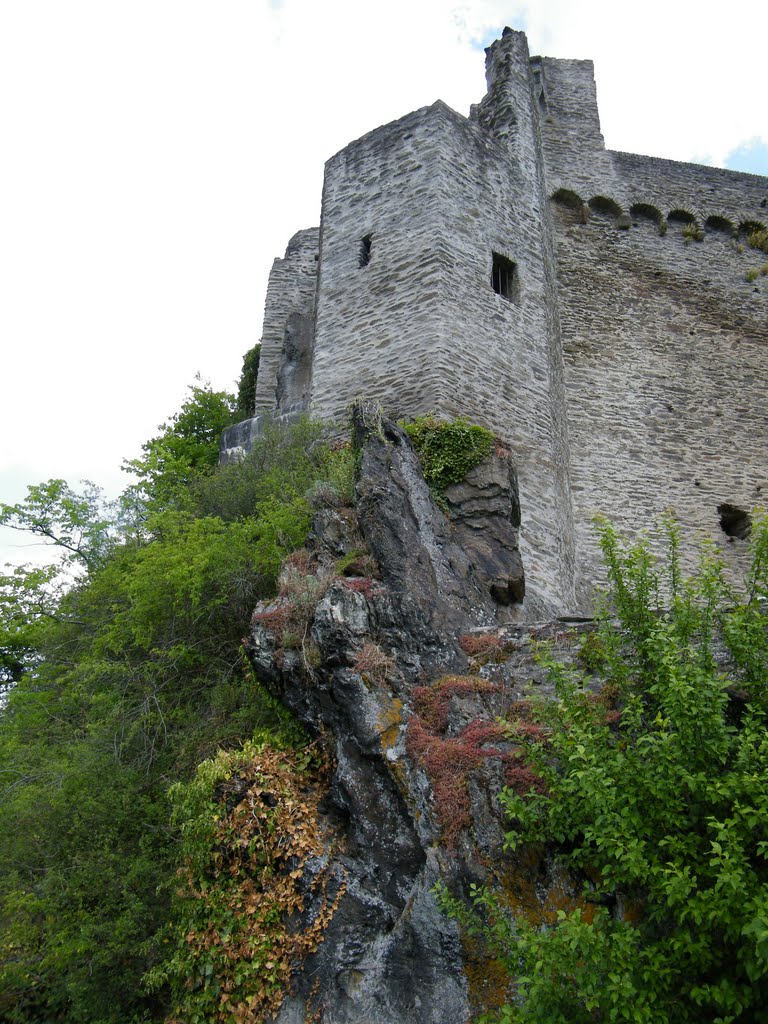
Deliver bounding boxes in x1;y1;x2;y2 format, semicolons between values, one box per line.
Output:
551;194;768;605
537;55;768;225
612;152;768;226
536;56;624;201
470;27;531;148
253;228;319;419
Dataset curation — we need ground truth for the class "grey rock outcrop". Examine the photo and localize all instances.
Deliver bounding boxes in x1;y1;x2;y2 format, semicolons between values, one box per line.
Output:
242;415;567;1022
443;451;525;608
250;579;472;1023
352;403;498;642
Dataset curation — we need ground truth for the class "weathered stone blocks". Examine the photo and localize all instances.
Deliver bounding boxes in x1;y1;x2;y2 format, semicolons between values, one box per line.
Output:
235;27;767;617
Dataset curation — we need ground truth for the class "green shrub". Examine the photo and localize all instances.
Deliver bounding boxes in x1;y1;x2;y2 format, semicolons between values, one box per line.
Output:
402;414;495;491
745;263;768;283
0;404;335;1022
440;513;768;1023
747;228;768;254
682;222;704;243
193;418;354;521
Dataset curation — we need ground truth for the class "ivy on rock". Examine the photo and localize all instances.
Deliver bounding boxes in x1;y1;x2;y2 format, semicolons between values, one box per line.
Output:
402;414;495;492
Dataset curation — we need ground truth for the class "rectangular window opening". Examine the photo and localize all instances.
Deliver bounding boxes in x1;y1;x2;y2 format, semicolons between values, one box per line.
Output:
491;252;519;302
359;234;372;268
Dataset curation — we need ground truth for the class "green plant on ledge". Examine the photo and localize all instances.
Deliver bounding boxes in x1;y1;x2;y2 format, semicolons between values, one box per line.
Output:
439;512;768;1023
401;414;495;492
745;264;768;283
682;222;704;243
747;228;768;254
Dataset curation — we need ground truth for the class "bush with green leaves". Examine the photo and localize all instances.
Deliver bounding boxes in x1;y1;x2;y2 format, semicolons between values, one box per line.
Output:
402;413;495;491
747;228;768;255
233;343;260;421
192;417;355;523
0;391;352;1023
440;513;768;1023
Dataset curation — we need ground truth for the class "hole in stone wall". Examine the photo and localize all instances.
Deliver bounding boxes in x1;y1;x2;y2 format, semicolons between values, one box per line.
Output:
705;215;736;236
717;503;751;540
551;188;584;211
740;219;766;237
491;252;519;302
550;189;587;226
668;209;696;225
630;202;664;228
359;234;372;268
589;195;622;218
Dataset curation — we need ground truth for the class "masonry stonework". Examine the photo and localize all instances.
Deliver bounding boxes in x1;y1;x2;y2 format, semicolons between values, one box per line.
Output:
222;28;768;618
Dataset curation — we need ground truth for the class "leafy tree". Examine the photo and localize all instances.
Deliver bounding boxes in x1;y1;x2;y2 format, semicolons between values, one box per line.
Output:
0;390;351;1022
441;514;768;1023
0;564;60;687
123;380;237;516
0;479;118;571
234;343;260;421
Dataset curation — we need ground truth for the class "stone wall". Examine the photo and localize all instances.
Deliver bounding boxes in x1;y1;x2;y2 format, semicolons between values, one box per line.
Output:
310;56;575;614
536;55;620;200
253;227;319;420
310;103;448;424
227;27;767;617
551;188;768;601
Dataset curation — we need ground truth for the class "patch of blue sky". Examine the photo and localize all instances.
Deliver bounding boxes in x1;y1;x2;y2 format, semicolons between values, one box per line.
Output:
723;137;768;176
467;16;527;51
454;4;528;52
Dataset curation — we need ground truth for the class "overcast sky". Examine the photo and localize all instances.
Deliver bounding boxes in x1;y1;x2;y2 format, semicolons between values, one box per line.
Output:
2;0;767;566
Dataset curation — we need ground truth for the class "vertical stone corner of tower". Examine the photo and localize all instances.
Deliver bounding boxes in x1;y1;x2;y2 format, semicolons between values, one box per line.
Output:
469;27;533;148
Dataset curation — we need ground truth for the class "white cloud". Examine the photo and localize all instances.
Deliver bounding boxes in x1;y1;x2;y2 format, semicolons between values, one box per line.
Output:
1;0;765;564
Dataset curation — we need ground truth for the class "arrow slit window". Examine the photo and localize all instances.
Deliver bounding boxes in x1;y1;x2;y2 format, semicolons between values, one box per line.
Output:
359;235;373;268
491;252;519;302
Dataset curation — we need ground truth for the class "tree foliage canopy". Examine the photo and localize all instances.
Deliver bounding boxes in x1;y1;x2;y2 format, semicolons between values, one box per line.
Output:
0;380;351;1024
234;343;260;422
122;379;238;518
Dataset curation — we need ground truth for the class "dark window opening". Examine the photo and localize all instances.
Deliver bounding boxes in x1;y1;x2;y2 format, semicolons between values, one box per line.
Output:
491;252;519;302
359;234;372;268
717;503;751;540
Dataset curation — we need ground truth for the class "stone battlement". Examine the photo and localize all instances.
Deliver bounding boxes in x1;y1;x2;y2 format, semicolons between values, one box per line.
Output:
222;28;768;619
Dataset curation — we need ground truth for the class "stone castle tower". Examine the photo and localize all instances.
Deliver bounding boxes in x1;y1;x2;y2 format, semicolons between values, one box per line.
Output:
223;28;768;618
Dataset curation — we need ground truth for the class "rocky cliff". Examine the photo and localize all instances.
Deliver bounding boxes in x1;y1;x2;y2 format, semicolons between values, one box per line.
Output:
244;405;590;1023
